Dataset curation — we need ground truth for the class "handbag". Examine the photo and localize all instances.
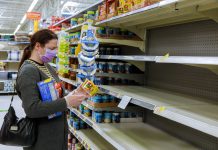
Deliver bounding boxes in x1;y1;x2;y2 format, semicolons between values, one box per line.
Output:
0;94;37;147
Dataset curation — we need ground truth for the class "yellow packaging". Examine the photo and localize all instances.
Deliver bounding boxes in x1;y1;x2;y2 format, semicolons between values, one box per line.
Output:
75;43;81;56
81;79;99;96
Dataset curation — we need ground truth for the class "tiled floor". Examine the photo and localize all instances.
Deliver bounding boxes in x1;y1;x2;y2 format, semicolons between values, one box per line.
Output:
0;95;23;150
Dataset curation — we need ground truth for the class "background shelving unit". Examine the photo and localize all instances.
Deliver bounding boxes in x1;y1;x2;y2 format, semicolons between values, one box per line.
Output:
0;41;27;94
55;0;218;149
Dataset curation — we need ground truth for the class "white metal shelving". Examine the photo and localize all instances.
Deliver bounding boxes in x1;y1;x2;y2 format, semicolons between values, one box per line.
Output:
7;41;30;45
65;23;84;32
0;70;18;73
69;108;198;150
53;0;104;27
0;60;20;63
99;85;218;138
68;121;116;150
69;55;218;65
95;0;218;30
48;63;57;68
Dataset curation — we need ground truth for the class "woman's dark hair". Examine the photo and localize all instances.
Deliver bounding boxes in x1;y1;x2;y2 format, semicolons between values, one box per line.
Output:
19;29;58;69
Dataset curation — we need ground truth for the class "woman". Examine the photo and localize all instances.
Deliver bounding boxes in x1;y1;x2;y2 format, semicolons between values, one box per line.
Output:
16;29;88;150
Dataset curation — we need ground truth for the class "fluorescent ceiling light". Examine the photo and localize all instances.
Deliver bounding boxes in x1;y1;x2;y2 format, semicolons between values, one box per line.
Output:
14;24;21;34
14;0;39;34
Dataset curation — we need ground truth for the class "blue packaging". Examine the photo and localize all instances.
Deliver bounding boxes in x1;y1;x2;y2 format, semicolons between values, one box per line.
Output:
73;120;80;130
102;95;110;103
112;113;120;123
37;78;62;119
93;112;103;123
91;94;102;103
104;112;112;123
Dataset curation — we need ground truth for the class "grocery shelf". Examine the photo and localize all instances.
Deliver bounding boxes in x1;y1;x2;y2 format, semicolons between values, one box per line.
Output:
98;38;145;52
59;76;77;87
69;55;218;65
48;63;57;68
96;0;218;30
0;60;20;63
155;56;218;65
65;23;84;32
82;100;144;112
69;108;198;150
68;121;116;150
97;55;156;61
8;41;30;45
52;0;103;27
99;85;218;137
0;70;18;73
0;91;16;94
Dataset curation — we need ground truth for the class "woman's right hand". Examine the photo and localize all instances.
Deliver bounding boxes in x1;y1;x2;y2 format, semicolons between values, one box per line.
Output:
64;90;88;108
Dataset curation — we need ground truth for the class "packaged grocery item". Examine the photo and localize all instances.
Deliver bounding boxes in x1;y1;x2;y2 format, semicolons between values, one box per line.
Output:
91;94;102;103
113;47;121;55
79;120;87;129
112;113;120;123
78;18;84;24
102;94;110;103
84;107;91;117
104;112;112;123
87;11;95;20
73;119;80;130
106;47;113;55
37;78;62;119
71;18;78;26
81;79;99;96
106;0;118;19
93;111;103;123
118;62;126;73
79;104;84;114
83;14;88;22
98;2;107;21
125;63;132;73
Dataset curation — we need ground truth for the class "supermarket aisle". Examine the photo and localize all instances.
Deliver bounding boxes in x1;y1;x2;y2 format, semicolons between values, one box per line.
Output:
0;95;24;150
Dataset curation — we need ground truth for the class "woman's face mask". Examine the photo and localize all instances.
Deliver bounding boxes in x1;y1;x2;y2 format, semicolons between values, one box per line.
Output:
39;48;57;63
37;39;58;63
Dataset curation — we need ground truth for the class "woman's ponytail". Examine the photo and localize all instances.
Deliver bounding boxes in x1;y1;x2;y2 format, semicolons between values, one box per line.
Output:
18;45;32;69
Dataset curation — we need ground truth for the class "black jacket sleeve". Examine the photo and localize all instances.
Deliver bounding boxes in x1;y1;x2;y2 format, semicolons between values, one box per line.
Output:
17;64;67;118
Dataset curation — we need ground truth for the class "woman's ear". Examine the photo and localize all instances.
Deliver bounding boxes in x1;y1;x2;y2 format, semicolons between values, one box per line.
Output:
35;42;41;51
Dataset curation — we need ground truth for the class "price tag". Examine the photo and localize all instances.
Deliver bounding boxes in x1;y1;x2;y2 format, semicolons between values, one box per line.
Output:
118;95;131;109
154;106;166;114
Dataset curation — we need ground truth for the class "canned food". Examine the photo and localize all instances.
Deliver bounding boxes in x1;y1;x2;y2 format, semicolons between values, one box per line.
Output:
98;62;107;73
99;47;106;55
112;113;120;123
108;77;115;85
106;47;113;55
84;107;91;117
118;63;125;73
73;120;80;130
113;47;121;55
91;94;102;103
93;111;103;123
104;112;112;123
79;120;86;129
125;63;132;74
110;95;116;103
79;105;84;114
112;62;118;73
102;95;110;103
94;76;102;85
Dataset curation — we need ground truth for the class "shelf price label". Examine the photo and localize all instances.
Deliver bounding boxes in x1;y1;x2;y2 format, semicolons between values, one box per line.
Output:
154;106;166;114
118;95;132;109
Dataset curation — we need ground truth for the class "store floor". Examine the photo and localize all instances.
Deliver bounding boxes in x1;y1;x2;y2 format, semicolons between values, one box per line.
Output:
0;95;23;150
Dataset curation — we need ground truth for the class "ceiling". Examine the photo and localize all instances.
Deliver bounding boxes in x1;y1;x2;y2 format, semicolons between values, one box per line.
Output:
0;0;33;34
0;0;99;34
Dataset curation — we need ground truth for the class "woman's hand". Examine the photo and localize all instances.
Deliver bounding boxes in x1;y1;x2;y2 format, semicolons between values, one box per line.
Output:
64;87;90;107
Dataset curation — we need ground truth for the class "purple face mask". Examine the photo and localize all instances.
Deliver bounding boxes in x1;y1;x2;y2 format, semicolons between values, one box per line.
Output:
40;48;57;63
